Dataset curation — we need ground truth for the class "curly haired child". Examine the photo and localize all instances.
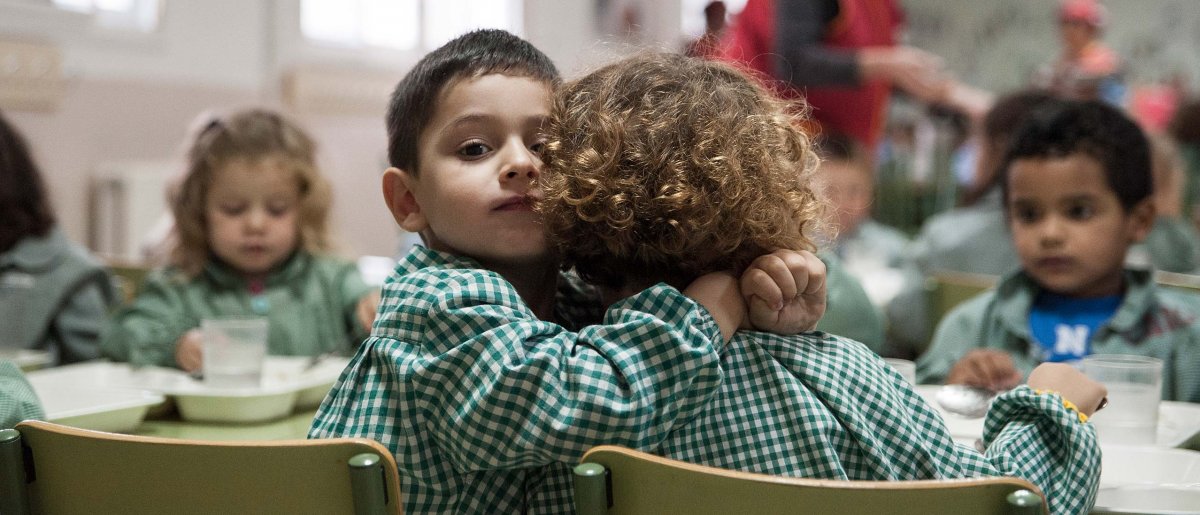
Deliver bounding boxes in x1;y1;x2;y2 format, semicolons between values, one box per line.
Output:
100;109;379;371
309;30;826;514
539;53;1105;515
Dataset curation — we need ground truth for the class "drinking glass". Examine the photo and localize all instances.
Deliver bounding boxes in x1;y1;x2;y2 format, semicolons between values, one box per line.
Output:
1081;354;1163;445
201;317;268;388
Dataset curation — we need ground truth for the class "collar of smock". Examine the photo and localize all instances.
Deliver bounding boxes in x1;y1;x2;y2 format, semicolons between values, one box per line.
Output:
0;228;67;272
201;251;311;289
995;268;1156;338
398;244;485;274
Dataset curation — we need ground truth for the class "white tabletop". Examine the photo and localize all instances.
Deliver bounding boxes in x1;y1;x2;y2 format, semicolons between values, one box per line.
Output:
914;385;1200;514
914;385;1200;449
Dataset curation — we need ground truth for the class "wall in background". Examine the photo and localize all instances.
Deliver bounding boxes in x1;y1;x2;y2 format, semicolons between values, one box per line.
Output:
1;0;684;260
904;0;1200;95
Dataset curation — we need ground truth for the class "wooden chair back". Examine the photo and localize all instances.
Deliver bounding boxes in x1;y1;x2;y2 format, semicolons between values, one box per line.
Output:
0;420;402;515
573;445;1046;515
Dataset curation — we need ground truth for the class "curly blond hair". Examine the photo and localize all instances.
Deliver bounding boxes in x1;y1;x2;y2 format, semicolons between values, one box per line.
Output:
171;108;332;276
539;53;824;289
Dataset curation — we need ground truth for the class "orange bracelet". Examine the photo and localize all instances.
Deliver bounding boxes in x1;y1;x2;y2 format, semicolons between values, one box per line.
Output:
1033;389;1089;423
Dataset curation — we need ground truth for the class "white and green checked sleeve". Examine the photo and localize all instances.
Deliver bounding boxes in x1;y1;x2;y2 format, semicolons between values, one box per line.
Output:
309;247;727;513
409;268;724;468
973;387;1101;514
0;361;44;429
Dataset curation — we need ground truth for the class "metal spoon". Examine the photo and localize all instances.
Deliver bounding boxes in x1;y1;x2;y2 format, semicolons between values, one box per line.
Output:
935;384;1003;419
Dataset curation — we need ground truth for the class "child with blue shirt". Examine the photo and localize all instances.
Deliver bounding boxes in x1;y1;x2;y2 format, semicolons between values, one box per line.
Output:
309;30;826;514
917;100;1200;403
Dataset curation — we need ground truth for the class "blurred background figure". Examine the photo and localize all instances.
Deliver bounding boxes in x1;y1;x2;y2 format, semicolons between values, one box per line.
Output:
815;132;910;316
684;1;727;58
1171;99;1200;231
715;0;947;152
1033;0;1125;105
0;108;117;365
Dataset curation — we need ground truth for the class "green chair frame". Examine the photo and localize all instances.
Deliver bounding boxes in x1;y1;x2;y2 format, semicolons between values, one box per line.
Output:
1154;269;1200;294
0;420;401;515
574;445;1046;515
924;270;1000;334
106;260;151;306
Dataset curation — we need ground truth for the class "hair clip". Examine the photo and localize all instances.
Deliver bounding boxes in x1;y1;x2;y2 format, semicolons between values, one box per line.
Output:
201;118;223;135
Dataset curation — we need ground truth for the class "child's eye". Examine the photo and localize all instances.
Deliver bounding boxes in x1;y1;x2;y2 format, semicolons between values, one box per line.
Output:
1012;206;1040;224
529;141;546;156
458;142;491;158
220;204;247;216
1066;204;1094;220
267;203;293;216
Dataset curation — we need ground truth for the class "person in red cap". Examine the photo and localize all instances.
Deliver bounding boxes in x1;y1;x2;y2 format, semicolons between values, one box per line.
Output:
1033;0;1126;105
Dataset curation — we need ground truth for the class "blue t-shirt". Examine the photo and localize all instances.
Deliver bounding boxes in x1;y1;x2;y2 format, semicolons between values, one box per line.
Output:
1028;291;1122;363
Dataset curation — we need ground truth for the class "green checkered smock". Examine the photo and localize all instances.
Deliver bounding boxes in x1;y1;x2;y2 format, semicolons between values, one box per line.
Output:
312;247;1100;514
1;360;44;429
310;246;725;514
919;269;1200;402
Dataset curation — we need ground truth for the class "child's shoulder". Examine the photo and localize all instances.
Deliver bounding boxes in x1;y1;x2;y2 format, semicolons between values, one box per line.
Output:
744;330;898;386
385;246;523;305
1149;284;1200;329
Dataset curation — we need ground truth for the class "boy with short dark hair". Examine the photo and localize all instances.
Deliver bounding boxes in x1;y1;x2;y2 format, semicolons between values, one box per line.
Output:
310;30;823;514
918;100;1200;402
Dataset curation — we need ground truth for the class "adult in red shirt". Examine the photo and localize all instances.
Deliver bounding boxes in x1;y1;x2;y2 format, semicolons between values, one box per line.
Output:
717;0;946;150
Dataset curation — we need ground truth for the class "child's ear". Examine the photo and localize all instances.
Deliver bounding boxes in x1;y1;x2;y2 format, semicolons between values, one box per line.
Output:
1128;198;1156;243
382;167;428;233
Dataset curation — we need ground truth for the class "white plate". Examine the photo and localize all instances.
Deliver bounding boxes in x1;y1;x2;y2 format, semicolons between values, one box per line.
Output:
1099;446;1200;489
1094;486;1200;514
915;385;1200;448
27;374;165;433
171;357;348;422
0;348;53;371
26;358;349;424
1096;448;1200;515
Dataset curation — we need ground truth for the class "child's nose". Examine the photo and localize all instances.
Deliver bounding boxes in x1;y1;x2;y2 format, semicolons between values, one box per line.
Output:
499;146;539;182
1038;216;1066;245
246;208;268;230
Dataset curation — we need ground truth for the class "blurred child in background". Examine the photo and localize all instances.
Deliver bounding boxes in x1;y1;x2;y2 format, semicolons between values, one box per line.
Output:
540;53;1104;515
814;133;907;354
818;132;911;271
0;109;117;365
100;109;379;372
917;101;1200;403
1126;133;1200;273
0;360;43;429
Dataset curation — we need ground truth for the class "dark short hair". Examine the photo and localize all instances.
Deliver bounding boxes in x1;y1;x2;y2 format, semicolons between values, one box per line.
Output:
0;109;55;253
385;29;559;175
816;131;863;164
1001;100;1151;211
961;90;1063;206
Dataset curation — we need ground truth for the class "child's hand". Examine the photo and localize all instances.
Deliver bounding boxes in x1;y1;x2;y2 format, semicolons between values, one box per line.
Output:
684;272;745;344
356;290;381;333
174;329;203;373
740;250;826;335
1026;362;1109;417
946;349;1022;391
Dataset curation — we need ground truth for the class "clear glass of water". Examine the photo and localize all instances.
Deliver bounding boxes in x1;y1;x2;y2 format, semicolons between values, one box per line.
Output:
1081;354;1163;445
201;317;268;388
